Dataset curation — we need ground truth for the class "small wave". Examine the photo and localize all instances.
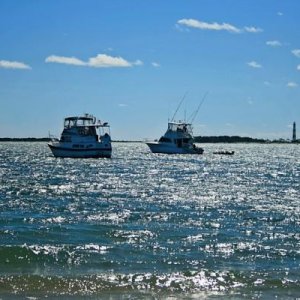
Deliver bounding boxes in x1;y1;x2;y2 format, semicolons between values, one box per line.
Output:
0;244;111;269
0;271;299;297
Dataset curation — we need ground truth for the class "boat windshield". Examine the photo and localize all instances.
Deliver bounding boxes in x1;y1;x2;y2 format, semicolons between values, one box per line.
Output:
168;122;192;133
64;116;95;128
76;117;94;126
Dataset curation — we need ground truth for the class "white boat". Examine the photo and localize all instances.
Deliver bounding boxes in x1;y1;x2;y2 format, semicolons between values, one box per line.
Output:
146;121;204;154
48;114;112;158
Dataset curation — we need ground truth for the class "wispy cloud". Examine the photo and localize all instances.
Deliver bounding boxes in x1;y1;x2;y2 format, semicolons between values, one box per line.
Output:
175;23;189;32
247;97;254;105
247;61;262;68
244;26;263;33
45;54;142;68
152;62;160;68
177;19;241;33
297;65;300;71
266;40;282;47
277;12;283;16
291;49;300;58
132;59;143;66
0;60;31;70
287;82;298;88
45;55;85;66
177;18;262;34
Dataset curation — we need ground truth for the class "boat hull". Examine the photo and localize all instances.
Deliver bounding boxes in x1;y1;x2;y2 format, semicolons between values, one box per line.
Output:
48;144;112;158
146;142;203;155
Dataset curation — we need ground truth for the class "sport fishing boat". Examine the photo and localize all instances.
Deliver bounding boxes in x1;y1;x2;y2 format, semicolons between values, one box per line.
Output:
146;121;204;154
48;114;112;158
146;93;207;155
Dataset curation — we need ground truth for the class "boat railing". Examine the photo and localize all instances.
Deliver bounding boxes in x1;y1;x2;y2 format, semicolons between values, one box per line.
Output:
48;133;59;142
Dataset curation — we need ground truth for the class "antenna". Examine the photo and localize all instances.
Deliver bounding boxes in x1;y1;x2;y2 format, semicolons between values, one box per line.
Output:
188;91;209;124
171;91;188;122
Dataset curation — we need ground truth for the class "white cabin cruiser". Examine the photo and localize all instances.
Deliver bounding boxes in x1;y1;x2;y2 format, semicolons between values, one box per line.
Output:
48;114;112;158
146;121;204;154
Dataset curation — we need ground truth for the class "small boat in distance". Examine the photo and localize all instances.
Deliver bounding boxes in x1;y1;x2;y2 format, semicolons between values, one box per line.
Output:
146;121;204;154
213;151;235;155
48;114;112;158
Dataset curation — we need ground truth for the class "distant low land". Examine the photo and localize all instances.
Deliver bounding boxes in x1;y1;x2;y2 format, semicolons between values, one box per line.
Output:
194;136;299;144
0;138;52;142
0;136;299;143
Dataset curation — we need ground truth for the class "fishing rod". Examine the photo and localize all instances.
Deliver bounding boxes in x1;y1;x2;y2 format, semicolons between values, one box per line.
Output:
171;91;188;122
188;91;209;124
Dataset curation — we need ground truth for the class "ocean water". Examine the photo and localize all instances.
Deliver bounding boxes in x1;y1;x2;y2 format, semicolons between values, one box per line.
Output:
0;142;299;299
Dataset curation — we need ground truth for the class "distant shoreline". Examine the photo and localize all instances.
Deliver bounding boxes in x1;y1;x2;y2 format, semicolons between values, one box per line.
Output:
194;136;299;144
0;138;143;143
0;138;52;142
0;136;298;144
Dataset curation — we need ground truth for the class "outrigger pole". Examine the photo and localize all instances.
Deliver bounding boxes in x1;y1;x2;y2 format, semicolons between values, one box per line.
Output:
171;91;188;122
188;91;209;124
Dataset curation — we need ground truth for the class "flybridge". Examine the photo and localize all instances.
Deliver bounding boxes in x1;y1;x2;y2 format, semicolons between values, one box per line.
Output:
63;114;109;128
167;122;193;134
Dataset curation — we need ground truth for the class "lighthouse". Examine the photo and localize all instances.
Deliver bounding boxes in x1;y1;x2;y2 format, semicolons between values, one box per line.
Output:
292;122;296;142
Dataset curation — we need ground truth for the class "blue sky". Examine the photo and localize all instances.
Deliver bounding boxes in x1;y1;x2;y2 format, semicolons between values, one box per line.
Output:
0;0;300;140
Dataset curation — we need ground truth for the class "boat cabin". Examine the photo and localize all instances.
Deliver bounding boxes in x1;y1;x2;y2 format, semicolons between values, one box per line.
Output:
58;114;110;143
157;121;194;148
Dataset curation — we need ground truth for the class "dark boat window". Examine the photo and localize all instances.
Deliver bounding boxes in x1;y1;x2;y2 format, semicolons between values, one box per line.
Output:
159;137;172;143
61;136;71;142
176;139;183;148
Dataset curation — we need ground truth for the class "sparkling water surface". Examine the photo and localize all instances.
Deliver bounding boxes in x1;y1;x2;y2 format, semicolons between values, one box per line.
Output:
0;142;299;299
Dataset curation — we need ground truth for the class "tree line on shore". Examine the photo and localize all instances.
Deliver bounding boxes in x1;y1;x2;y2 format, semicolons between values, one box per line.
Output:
193;136;298;143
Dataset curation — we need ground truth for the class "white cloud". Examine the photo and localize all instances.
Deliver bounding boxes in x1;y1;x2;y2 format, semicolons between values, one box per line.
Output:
247;61;262;68
45;54;141;68
45;55;85;66
132;60;143;66
291;49;300;58
88;54;132;68
287;82;298;88
266;40;282;47
244;26;263;33
175;23;189;32
118;103;128;107
297;65;300;71
177;19;241;33
177;19;263;34
277;12;283;16
152;62;160;68
0;60;31;69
